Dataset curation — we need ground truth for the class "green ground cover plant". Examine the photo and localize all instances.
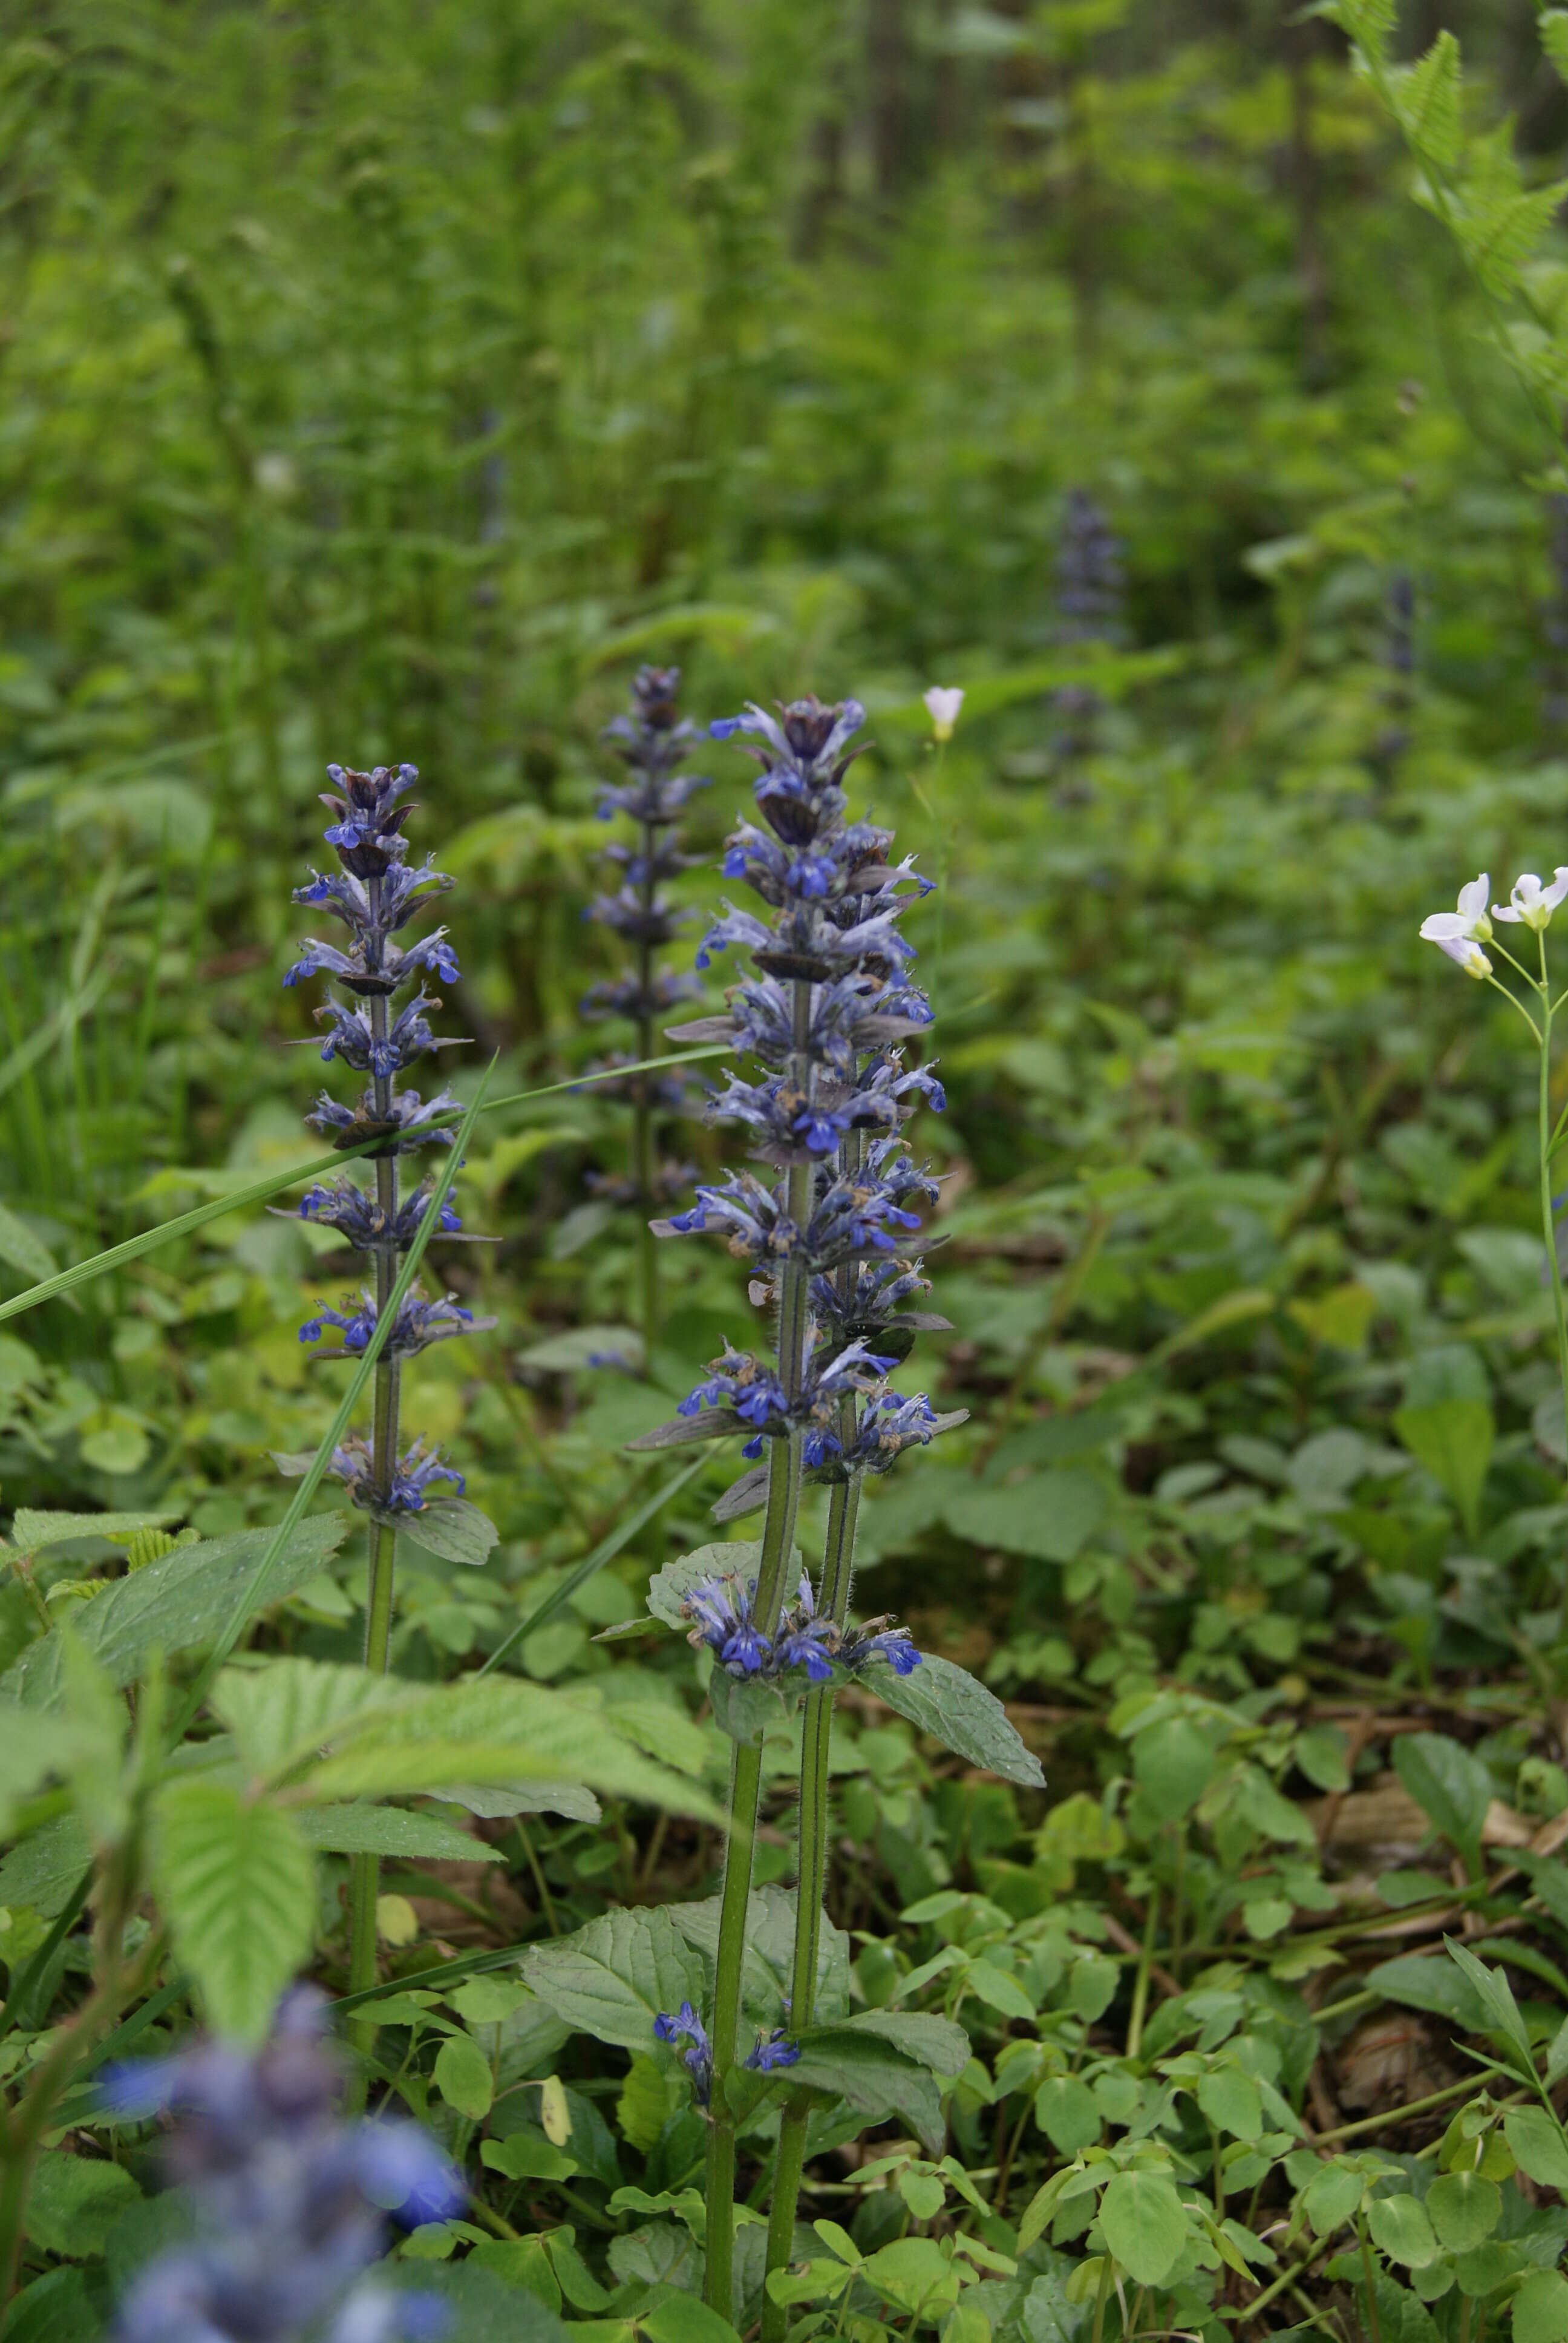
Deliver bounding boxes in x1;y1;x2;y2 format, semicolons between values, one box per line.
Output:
15;1;1568;2337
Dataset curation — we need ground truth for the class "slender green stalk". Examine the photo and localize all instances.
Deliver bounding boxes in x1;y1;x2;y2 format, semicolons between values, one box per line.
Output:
347;900;407;2055
763;1465;860;2339
1536;934;1568;1478
704;988;815;2321
634;925;659;1366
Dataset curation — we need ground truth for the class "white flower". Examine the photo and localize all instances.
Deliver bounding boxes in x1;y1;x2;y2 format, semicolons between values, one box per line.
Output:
1436;936;1492;980
1493;869;1568;931
1419;874;1492;954
923;686;964;742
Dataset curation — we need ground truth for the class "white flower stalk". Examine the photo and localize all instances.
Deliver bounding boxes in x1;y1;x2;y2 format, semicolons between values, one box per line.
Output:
1494;869;1568;931
1417;859;1568;1511
922;685;964;742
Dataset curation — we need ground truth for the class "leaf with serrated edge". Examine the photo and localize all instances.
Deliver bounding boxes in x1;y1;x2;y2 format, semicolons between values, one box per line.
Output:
786;2034;946;2156
296;1677;720;1819
669;1884;851;2024
1;1516;348;1709
295;1805;500;1862
809;2009;970;2079
864;1651;1045;1787
521;1907;706;2050
211;1658;411;1780
151;1777;315;2043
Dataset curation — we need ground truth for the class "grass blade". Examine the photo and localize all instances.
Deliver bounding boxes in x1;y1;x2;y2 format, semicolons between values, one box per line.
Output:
0;1045;724;1326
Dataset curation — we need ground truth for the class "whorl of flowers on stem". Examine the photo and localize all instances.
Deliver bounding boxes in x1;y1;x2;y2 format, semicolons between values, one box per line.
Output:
284;761;491;1519
652;2000;800;2108
1052;488;1125;765
644;692;960;1535
106;1990;460;2343
581;665;707;1208
681;1567;921;1682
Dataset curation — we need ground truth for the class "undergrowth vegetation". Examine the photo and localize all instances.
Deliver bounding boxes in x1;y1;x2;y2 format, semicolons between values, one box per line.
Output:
13;2;1568;2338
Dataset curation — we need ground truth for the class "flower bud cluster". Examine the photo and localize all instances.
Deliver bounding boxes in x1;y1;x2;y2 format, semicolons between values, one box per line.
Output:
284;760;483;1519
582;666;707;1208
652;693;958;1496
107;1991;460;2343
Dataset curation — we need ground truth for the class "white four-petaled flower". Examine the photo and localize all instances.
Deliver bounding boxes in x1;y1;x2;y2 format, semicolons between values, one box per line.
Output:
1494;870;1568;931
923;686;964;742
1419;874;1493;979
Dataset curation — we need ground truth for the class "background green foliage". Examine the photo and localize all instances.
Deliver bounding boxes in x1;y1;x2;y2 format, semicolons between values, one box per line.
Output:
14;1;1568;2336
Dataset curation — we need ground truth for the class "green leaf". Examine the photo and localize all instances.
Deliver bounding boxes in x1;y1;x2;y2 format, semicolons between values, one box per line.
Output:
1302;2160;1364;2236
863;1652;1045;1788
0;1702;88;1836
0;1811;90;1916
296;1677;720;1820
433;2031;494;2119
295;1805;500;1863
667;1884;852;2025
1195;2062;1263;2142
812;2009;970;2079
1515;2269;1568;2343
521;1906;707;2050
1;1516;349;1709
1368;2191;1440;2269
25;2149;140;2257
615;2055;680;2154
966;1958;1036;2020
1425;2170;1501;2252
1444;1939;1534;2063
210;1657;408;1779
1034;2074;1102;2153
0;1204;57;1289
639;2295;741;2343
480;2131;578;2181
1295;1724;1351;1794
0;2267;100;2343
1132;1717;1214;1820
1392;1398;1493;1534
646;1541;766;1628
942;1470;1105;1564
1097;2168;1189;2287
9;1507;180;1558
1504;2105;1568;2187
1367;1953;1489;2032
150;1777;315;2043
708;1666;792;1747
397;1499;499;1570
1543;13;1568;87
1393;1733;1491;1864
786;2033;947;2157
1393;33;1462;170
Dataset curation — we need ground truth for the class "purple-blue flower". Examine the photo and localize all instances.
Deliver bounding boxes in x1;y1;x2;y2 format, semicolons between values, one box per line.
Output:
654;2001;713;2105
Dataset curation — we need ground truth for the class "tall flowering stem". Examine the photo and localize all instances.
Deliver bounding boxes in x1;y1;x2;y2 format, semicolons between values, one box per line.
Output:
585;667;707;1361
650;695;954;2315
285;761;491;2025
1420;869;1568;1475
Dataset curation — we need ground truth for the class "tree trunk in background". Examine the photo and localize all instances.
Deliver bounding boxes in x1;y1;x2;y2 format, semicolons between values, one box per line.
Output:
796;111;845;259
1287;24;1331;389
868;0;909;206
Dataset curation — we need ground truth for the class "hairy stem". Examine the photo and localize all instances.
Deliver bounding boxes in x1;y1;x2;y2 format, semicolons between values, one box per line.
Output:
635;808;659;1363
349;884;402;2070
704;978;815;2319
763;1466;860;2340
